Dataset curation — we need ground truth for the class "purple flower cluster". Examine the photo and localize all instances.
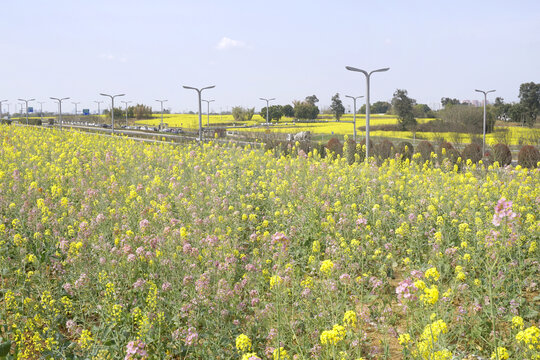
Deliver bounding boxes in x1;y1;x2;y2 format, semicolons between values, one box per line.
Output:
492;197;517;226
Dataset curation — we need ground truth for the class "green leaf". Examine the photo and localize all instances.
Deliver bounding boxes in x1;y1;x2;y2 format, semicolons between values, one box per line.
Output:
0;341;12;357
524;309;539;319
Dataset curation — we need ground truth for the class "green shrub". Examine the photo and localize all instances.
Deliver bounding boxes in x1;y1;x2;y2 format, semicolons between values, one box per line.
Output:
374;139;395;165
438;142;460;165
493;143;512;166
462;143;482;164
326;138;343;157
396;141;414;161
343;138;356;165
517;145;540;168
356;138;374;162
416;141;434;163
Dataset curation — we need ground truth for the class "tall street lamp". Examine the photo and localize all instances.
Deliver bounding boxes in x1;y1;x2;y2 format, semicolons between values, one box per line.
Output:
259;97;275;124
202;99;215;126
0;99;8;121
37;101;45;122
345;95;364;142
71;101;80;122
155;99;168;129
182;85;215;142
94;100;103;116
17;98;35;125
475;89;496;157
345;66;389;161
100;93;125;134
50;97;70;130
121;100;132;126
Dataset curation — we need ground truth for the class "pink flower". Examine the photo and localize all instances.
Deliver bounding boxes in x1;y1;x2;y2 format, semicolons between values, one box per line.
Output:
139;219;150;231
184;327;198;346
161;282;172;292
125;340;147;359
339;273;351;284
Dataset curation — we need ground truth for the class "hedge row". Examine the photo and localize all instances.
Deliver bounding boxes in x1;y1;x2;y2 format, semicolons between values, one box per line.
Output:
322;138;539;168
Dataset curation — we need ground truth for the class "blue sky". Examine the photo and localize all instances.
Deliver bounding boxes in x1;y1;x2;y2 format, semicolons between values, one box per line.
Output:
1;0;539;114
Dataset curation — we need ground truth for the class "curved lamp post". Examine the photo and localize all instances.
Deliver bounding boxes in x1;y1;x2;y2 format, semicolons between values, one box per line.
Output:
182;85;215;142
0;100;8;120
94;100;103;116
475;89;496;157
259;97;275;124
345;66;389;161
100;93;125;134
17;98;35;125
50;97;70;130
345;95;364;142
121;100;132;126
202;99;215;126
155;99;168;129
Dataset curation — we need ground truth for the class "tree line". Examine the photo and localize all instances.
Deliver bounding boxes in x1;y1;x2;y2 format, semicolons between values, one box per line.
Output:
105;82;540;130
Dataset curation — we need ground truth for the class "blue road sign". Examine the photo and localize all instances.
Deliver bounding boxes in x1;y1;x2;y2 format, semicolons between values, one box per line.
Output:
83;109;90;115
28;107;33;113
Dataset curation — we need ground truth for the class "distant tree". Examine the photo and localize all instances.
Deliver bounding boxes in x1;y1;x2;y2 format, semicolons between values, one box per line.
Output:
508;103;527;125
372;101;391;114
392;89;417;130
330;93;346;121
128;104;153;119
245;107;255;121
518;82;540;127
439;105;494;133
293;101;319;120
103;107;123;119
492;97;512;122
305;95;319;105
260;105;283;122
412;104;434;118
232;106;255;121
358;101;390;114
441;97;461;108
282;104;294;117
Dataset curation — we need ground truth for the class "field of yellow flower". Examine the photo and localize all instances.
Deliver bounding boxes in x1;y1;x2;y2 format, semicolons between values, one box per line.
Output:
135;113;420;132
135;114;540;147
1;125;539;359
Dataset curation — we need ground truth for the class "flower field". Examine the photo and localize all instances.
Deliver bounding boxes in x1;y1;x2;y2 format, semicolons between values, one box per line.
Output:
1;125;539;359
135;114;421;132
135;114;540;147
136;114;265;129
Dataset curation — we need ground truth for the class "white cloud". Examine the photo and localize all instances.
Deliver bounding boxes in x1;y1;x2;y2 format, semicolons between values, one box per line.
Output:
216;37;245;50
